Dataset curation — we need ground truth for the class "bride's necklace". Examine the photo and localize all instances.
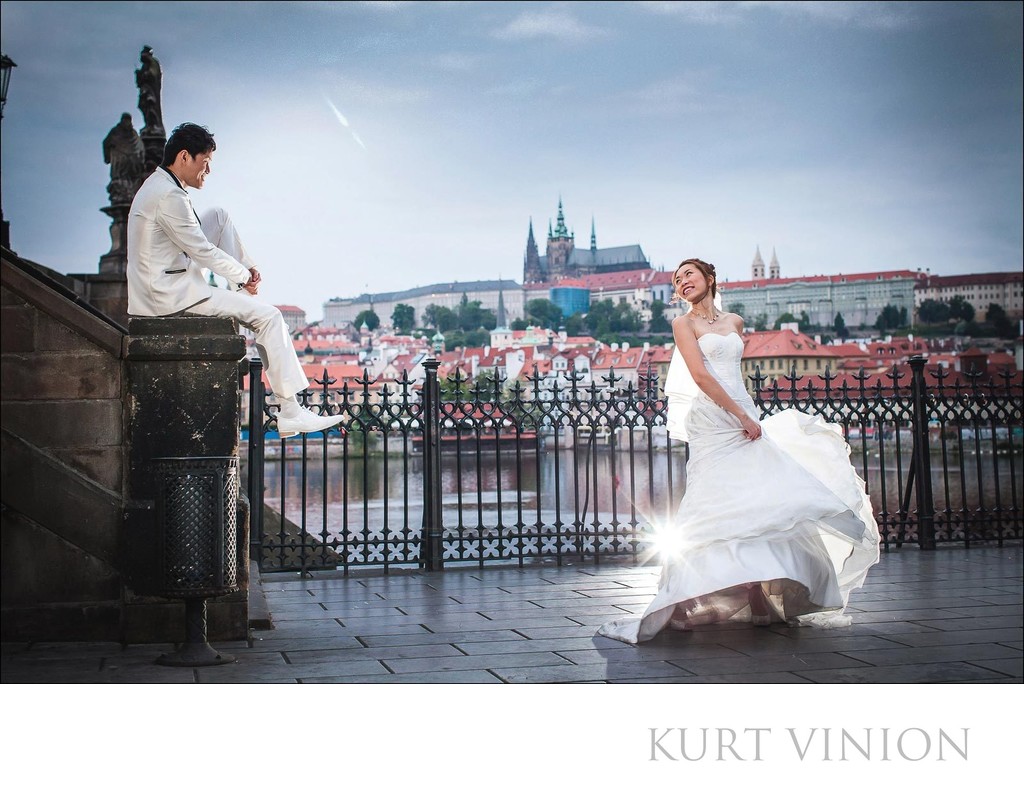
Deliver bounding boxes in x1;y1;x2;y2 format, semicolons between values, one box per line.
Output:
692;306;719;324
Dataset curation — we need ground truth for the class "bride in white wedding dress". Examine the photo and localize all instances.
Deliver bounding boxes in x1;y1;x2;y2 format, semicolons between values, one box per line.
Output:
598;258;881;645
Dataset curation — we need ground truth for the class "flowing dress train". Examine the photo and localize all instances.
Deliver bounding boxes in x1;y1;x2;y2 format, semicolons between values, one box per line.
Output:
597;331;881;644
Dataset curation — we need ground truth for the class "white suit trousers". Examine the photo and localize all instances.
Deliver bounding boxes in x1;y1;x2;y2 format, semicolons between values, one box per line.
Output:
185;207;309;400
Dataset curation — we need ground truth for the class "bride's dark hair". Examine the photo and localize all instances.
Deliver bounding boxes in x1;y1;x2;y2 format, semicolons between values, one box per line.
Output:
672;258;717;304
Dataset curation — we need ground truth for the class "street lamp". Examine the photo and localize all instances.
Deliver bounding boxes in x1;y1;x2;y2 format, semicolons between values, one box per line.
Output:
0;54;15;117
1;54;16;249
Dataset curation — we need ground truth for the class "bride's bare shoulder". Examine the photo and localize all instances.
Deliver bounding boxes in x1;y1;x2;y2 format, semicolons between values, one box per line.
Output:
672;313;697;337
723;312;745;330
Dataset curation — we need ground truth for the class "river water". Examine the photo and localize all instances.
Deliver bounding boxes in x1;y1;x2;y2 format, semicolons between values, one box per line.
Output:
251;442;1020;545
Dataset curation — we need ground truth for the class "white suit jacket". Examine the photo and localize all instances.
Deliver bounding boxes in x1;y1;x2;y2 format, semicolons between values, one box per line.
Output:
127;168;252;316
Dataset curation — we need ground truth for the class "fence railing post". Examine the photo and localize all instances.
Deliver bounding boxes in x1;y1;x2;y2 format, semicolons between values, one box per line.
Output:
909;355;936;549
247;357;266;564
421;358;444;570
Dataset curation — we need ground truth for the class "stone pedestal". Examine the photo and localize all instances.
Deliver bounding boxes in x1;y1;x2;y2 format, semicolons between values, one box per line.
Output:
67;272;130;330
122;316;249;642
99;203;130;275
142;131;166;176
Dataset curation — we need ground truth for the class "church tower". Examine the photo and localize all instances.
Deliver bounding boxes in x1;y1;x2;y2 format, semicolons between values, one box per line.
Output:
495;281;508;330
751;246;765;280
546;196;575;281
769;248;780;279
523;218;542;283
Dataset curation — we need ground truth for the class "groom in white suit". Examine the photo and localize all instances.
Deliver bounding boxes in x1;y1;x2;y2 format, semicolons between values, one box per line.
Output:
127;122;343;437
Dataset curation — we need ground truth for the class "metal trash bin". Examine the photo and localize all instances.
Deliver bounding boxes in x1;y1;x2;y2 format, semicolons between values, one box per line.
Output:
153;456;239;666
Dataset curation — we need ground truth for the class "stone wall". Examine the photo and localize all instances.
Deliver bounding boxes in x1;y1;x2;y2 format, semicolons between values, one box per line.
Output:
1;248;249;642
1;250;127;640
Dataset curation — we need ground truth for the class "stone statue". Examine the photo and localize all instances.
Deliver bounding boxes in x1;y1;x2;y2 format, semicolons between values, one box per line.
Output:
103;112;146;205
135;45;165;137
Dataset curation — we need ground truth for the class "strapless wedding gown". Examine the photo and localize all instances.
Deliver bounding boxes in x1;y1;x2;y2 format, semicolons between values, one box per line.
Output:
598;331;881;644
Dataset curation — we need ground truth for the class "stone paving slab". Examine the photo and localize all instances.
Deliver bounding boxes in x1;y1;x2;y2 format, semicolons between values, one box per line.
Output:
971;657;1023;677
610;672;814;684
798;661;1009;684
300;670;505;684
1;545;1020;684
559;645;749;665
283;644;467;665
384;651;573;675
838;642;1021;667
492;660;689;683
943;604;1024;618
356;629;526;647
673;651;874;677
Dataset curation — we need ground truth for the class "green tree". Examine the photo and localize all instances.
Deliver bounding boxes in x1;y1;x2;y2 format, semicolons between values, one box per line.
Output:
354;309;379;331
391;303;415;334
445;328;491;348
949;295;975;323
524;298;564;330
799;311;811;331
731;303;745;318
583;299;642;341
918;299;951;323
986;303;1015;338
564;312;585;335
648;300;671;333
834;312;849;340
424;304;457;332
754;314;769;331
773;312;797;330
874;304;904;331
456;298;496;331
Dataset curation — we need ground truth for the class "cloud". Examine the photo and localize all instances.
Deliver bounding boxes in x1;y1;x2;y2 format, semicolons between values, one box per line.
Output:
638;0;916;30
636;1;747;24
632;75;704;112
303;0;418;11
492;6;609;42
430;52;483;72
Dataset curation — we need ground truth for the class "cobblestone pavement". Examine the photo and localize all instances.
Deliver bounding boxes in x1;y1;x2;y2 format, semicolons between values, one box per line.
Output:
2;545;1021;684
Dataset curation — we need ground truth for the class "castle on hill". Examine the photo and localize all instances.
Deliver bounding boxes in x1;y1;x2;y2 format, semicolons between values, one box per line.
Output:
523;198;651;284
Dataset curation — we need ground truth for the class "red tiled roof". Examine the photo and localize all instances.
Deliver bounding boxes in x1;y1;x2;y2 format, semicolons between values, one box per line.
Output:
741;330;838;359
241;362;365;390
583;269;669;291
829;343;870;358
726;270;923;291
916;272;1022;289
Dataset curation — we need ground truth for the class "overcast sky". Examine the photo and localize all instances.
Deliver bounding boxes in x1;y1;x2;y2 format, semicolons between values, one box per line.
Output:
1;1;1021;318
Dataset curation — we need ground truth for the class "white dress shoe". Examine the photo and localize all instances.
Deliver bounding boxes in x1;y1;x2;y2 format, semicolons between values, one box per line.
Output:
275;406;345;438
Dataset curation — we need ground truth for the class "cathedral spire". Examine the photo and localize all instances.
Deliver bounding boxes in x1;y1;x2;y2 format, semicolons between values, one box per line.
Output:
495;279;508;330
554;196;569;238
524;217;541;283
752;246;765;280
769;247;780;279
590;216;596;251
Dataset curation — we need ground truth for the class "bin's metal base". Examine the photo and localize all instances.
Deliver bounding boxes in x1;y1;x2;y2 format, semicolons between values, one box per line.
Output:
154;596;236;667
156;642;236;667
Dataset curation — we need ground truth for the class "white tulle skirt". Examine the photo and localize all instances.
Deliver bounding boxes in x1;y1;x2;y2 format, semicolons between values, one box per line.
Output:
597;403;881;645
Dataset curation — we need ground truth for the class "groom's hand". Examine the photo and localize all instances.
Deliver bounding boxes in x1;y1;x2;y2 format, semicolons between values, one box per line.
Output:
241;267;261;295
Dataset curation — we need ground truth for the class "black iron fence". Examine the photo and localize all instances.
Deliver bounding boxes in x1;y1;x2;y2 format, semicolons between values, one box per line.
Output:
244;356;1023;575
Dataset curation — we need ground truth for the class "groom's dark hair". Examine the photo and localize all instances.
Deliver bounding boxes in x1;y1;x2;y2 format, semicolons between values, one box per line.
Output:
162;123;217;166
